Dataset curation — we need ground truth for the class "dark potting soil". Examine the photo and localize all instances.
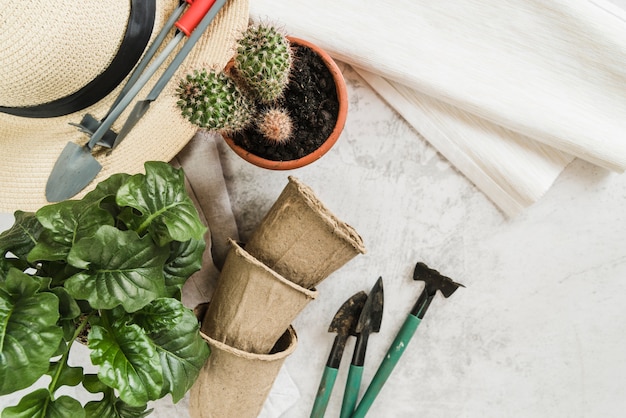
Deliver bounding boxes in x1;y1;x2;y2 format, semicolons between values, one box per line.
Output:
231;44;339;161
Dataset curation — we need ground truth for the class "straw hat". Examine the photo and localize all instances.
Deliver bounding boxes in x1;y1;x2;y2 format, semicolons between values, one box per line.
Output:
0;0;249;212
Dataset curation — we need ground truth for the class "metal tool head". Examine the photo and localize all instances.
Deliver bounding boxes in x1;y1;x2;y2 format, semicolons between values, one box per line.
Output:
46;0;228;202
112;99;153;148
413;262;465;297
45;142;103;202
355;277;384;334
70;114;119;148
329;291;368;336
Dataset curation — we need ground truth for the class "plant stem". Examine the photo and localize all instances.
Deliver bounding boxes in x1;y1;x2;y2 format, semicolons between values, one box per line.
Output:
48;314;92;397
136;204;176;236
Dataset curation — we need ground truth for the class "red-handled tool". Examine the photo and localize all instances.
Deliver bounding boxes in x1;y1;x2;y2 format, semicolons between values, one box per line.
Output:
112;0;218;143
46;0;226;202
74;0;194;148
176;0;215;35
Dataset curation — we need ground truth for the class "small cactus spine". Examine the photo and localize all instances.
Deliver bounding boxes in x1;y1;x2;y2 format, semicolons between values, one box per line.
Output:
257;107;293;144
176;69;254;134
234;23;293;103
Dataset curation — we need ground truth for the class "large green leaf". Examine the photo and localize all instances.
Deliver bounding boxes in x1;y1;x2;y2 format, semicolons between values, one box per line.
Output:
84;390;152;418
116;162;206;246
49;287;81;320
1;389;85;418
39;262;83;287
0;211;43;274
0;269;63;395
0;211;43;259
0;257;11;280
81;373;109;393
82;173;131;222
88;321;163;406
28;200;114;263
133;298;210;402
163;238;205;297
47;361;84;389
82;173;131;204
64;226;168;312
83;375;151;418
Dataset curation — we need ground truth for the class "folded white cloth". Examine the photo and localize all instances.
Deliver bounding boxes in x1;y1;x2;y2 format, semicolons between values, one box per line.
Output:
251;0;626;215
353;69;574;216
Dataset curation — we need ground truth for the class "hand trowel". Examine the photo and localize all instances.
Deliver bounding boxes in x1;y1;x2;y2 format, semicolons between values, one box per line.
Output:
310;291;367;418
46;0;226;202
339;277;384;418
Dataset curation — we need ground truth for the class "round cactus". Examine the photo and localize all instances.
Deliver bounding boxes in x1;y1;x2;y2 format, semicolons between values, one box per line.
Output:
256;107;293;144
177;69;254;134
234;23;293;104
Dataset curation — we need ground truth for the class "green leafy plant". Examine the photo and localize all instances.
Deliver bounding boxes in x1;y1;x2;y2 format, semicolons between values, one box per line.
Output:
177;22;295;143
0;162;210;417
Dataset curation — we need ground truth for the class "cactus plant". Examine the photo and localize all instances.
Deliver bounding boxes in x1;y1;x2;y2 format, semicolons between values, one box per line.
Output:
177;23;294;141
176;20;346;168
177;68;254;135
233;23;293;103
257;107;293;144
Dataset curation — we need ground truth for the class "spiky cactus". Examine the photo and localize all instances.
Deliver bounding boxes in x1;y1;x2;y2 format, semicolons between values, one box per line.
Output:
234;23;293;103
257;107;293;143
177;68;254;134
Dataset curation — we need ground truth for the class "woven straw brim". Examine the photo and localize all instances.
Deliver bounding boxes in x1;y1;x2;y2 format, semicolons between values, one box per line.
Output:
0;0;249;212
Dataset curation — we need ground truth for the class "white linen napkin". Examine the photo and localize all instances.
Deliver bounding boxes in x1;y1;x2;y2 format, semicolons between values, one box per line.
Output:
250;0;626;215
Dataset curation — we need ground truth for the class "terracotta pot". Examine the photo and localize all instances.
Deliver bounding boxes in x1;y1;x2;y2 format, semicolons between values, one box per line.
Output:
189;326;298;418
223;36;348;170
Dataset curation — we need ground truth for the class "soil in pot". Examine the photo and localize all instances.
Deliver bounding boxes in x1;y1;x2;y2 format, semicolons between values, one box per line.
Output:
230;44;339;161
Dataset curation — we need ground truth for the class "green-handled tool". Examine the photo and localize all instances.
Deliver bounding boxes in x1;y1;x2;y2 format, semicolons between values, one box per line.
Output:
351;262;464;417
310;291;367;418
340;277;384;418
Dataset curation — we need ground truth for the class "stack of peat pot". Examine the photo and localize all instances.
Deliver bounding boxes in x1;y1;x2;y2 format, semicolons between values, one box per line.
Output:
189;176;366;418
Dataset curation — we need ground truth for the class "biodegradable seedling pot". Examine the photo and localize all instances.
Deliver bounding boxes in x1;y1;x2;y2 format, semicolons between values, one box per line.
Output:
201;239;317;353
189;326;298;418
223;36;348;169
245;176;366;289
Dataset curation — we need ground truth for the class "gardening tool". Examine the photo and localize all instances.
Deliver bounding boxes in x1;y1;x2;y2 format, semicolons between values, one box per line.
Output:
351;262;464;417
73;0;192;149
45;0;226;202
339;277;384;418
310;291;367;418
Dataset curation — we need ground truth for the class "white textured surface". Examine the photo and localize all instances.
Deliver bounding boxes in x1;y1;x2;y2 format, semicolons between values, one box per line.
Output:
218;66;626;418
2;66;626;417
353;68;574;217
